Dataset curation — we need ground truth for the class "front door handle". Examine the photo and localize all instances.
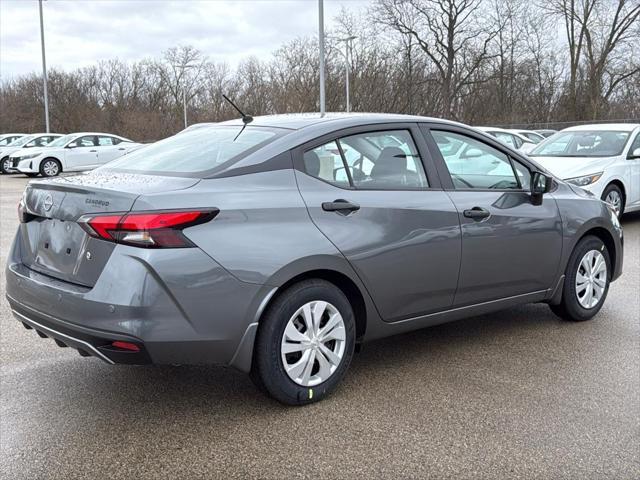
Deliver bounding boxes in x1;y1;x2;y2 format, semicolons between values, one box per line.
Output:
322;199;360;214
89;150;97;153
463;207;491;220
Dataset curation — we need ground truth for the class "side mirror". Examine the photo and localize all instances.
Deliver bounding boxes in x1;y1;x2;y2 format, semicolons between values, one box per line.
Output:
531;172;552;204
66;144;77;149
628;148;640;159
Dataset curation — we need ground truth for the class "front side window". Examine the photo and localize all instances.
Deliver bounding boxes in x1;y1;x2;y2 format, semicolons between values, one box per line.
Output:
628;133;640;156
492;132;517;148
71;136;97;147
97;136;115;146
432;130;526;190
303;130;428;190
530;130;631;157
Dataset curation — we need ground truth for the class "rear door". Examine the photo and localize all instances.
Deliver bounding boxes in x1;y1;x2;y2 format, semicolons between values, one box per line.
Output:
96;136;126;165
65;135;99;170
294;124;461;322
423;125;563;306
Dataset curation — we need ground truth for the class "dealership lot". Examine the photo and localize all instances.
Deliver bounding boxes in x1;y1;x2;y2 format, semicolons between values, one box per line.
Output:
1;174;638;479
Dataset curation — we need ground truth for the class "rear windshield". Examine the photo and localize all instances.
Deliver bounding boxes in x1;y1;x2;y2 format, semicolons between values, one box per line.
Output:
100;126;285;176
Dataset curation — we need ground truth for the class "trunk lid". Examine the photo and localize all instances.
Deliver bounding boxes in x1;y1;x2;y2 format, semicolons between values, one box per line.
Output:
19;172;200;287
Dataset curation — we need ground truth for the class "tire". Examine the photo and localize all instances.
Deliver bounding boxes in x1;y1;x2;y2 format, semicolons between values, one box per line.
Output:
550;235;611;322
601;183;624;218
39;158;62;177
251;279;356;405
0;156;11;174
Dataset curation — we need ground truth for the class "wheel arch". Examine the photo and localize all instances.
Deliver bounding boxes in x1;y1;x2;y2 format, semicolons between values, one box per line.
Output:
271;269;368;341
580;227;618;278
41;156;63;173
602;179;626;204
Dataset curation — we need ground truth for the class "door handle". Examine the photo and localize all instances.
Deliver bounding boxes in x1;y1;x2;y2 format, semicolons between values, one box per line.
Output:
463;207;491;220
89;150;97;153
322;199;360;214
118;148;126;151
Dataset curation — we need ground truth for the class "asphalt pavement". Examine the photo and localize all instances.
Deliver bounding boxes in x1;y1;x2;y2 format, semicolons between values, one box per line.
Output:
1;174;638;479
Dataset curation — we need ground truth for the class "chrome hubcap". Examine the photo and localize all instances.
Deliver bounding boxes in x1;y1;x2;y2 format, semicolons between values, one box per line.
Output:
43;161;59;176
605;190;621;216
281;300;346;387
575;250;607;309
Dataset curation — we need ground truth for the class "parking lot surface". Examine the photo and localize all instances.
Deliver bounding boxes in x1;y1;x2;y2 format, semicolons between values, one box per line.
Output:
1;174;638;479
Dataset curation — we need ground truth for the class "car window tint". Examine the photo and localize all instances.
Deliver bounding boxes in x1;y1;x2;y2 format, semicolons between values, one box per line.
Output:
629;133;640;153
432;130;522;190
97;136;115;146
73;136;97;147
303;141;350;188
338;130;428;189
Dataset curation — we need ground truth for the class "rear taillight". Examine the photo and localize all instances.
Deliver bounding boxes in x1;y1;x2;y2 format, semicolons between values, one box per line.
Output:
78;209;218;248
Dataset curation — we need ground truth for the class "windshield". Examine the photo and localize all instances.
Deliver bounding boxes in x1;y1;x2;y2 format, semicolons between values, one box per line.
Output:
8;135;36;147
48;134;76;148
530;130;631;157
100;126;284;176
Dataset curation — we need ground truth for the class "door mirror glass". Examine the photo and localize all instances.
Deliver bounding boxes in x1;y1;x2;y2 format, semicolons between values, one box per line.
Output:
531;172;552;195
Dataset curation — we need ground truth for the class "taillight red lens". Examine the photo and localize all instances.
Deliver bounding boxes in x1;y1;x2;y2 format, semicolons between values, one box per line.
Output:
79;209;218;248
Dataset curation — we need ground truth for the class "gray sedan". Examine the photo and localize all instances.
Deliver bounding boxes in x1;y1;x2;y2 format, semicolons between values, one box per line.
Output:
5;114;623;405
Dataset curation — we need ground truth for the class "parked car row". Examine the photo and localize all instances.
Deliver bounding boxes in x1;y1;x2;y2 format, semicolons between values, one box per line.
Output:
0;132;142;177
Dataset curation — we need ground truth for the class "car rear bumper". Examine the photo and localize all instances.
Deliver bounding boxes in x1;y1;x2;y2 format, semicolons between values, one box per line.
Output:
5;235;271;369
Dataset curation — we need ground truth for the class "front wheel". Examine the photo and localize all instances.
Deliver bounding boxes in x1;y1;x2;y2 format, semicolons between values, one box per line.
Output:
40;158;62;177
251;279;356;405
0;156;11;174
601;183;624;218
550;235;611;322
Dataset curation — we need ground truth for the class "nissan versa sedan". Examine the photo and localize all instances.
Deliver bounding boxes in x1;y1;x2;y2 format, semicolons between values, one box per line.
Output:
7;132;141;177
6;114;623;405
529;123;640;218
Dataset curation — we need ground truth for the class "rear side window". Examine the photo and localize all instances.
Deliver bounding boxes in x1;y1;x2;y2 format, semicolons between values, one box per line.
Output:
101;126;283;176
302;130;428;190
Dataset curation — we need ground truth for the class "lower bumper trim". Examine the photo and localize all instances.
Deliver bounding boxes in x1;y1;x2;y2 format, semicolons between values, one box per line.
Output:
12;309;115;364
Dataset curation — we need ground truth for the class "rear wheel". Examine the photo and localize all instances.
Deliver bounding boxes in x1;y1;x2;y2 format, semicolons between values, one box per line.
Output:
251;279;355;405
0;156;11;174
40;158;61;177
601;183;624;218
550;235;611;322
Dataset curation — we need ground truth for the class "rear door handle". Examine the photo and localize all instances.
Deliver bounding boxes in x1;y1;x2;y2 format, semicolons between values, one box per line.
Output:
322;199;360;214
89;150;97;153
463;207;491;220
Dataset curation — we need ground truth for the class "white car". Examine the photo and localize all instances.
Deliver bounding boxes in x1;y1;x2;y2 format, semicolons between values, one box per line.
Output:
475;127;537;153
0;133;27;147
8;132;141;177
529;123;640;217
0;133;63;174
508;129;546;144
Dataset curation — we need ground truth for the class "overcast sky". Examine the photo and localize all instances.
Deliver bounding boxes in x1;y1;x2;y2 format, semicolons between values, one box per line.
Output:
0;0;371;79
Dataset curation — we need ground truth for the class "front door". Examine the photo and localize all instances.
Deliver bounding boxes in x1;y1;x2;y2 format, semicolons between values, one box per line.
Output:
294;125;462;322
424;126;563;306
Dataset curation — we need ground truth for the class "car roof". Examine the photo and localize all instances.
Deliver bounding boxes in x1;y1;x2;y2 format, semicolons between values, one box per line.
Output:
218;112;465;130
563;123;639;132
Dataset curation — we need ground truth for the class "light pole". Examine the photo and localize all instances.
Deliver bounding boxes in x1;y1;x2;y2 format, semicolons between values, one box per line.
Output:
337;36;357;113
38;0;50;133
181;64;196;129
318;0;326;117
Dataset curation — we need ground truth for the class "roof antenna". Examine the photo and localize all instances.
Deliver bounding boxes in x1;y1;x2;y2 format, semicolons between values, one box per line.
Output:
223;94;253;141
223;94;253;125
